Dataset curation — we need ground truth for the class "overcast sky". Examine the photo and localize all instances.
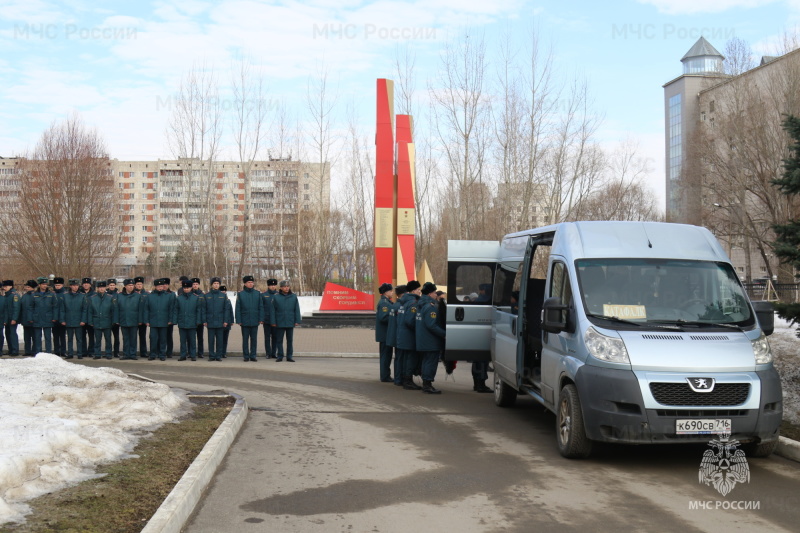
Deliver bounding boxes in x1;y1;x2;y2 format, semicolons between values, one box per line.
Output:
1;0;797;209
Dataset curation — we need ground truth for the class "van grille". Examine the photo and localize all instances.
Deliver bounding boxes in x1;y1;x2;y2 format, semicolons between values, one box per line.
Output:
649;383;750;406
689;335;730;341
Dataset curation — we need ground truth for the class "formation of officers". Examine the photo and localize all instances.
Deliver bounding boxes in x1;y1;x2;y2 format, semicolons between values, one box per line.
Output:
0;275;302;362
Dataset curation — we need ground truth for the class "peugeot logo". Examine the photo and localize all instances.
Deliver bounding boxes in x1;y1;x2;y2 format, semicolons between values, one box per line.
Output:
687;377;716;393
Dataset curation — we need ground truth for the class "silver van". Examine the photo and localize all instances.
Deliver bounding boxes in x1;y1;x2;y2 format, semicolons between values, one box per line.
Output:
446;221;782;458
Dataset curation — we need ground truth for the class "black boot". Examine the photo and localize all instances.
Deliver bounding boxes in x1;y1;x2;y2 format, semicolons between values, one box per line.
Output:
422;380;441;394
402;378;422;390
473;378;492;393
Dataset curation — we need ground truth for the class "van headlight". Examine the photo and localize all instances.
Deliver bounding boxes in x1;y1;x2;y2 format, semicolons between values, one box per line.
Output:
751;333;772;364
585;327;630;364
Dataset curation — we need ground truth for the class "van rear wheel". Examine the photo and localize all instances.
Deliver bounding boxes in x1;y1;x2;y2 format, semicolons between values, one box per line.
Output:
556;384;592;459
494;372;517;407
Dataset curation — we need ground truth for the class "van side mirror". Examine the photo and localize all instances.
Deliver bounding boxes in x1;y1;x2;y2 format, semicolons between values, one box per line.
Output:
542;297;570;334
751;301;774;336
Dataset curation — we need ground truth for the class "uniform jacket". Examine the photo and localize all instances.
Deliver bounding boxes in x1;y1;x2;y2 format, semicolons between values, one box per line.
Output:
20;291;35;325
31;289;61;327
204;289;233;328
385;298;403;348
62;291;87;328
222;294;233;330
235;287;263;326
260;290;276;326
53;287;67;325
375;294;392;343
173;291;205;328
84;292;118;329
4;289;21;323
116;291;144;327
395;293;418;351
142;289;175;327
272;291;301;328
415;294;446;352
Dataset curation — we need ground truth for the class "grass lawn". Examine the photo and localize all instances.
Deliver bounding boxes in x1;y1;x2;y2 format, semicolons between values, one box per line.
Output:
1;395;234;533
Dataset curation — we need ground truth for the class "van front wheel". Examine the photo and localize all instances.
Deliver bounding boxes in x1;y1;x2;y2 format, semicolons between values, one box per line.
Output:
557;384;592;458
494;372;517;407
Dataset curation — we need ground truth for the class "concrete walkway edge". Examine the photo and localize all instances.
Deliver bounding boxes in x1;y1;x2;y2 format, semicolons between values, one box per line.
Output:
141;392;248;533
776;436;800;462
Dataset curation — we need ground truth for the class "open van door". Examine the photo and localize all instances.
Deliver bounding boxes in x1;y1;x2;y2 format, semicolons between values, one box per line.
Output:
445;240;499;362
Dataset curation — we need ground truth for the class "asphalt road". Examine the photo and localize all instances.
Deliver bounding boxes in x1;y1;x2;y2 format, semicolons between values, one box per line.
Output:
73;350;800;533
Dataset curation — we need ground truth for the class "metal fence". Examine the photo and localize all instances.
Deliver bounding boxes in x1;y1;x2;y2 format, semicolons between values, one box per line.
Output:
744;283;799;303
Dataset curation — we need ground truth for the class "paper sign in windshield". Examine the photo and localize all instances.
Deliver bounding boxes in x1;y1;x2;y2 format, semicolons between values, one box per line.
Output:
603;304;647;320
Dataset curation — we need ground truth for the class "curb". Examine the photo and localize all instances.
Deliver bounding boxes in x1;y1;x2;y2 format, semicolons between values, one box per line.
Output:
776;436;800;462
140;391;248;533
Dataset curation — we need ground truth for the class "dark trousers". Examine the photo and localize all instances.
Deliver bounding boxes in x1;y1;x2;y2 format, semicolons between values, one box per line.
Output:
402;348;420;379
5;323;19;355
94;327;112;358
149;326;168;359
121;326;138;359
240;325;258;360
196;324;205;357
379;341;393;381
82;324;95;357
275;327;295;360
111;324;120;356
138;324;148;357
32;326;53;354
179;327;197;360
420;350;440;382
471;361;488;380
0;323;4;354
166;324;174;356
66;326;83;358
208;327;224;360
391;345;403;384
263;323;278;358
222;327;230;357
23;325;33;355
53;323;66;356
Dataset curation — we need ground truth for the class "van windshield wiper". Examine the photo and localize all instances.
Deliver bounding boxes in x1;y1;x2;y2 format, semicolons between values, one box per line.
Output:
648;319;743;331
586;313;683;331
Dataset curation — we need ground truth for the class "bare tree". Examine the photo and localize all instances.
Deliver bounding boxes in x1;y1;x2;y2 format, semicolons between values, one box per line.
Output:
1;114;120;277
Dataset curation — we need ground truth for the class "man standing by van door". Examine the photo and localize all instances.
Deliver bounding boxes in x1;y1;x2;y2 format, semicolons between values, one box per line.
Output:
397;280;421;390
416;282;446;394
375;283;394;382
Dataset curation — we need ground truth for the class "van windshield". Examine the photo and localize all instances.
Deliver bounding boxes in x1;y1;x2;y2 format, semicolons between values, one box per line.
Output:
576;259;755;328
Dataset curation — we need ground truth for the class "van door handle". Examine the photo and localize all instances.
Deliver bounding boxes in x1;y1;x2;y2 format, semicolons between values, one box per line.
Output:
455;307;464;321
511;317;517;335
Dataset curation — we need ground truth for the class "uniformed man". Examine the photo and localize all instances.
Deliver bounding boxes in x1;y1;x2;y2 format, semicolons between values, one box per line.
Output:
263;279;279;358
167;277;187;358
416;282;446;394
0;282;7;354
396;280;421;390
51;277;67;357
79;277;95;357
375;283;394;382
133;276;149;358
387;285;406;386
31;276;60;354
205;277;231;361
117;279;144;360
219;285;232;358
20;280;37;355
106;279;121;357
2;280;20;356
174;279;204;361
143;278;174;361
62;279;86;359
190;277;206;358
236;275;263;362
84;280;118;359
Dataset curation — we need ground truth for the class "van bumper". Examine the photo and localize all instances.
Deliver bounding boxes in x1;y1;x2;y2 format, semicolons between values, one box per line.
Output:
575;366;782;445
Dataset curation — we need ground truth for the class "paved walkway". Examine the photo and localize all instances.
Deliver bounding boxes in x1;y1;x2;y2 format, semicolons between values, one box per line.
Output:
220;326;376;357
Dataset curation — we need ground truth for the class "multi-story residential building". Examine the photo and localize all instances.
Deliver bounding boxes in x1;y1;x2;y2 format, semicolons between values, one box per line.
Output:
0;156;330;279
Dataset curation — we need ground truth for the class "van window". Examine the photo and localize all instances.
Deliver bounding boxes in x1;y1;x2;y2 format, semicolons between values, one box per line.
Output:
448;263;494;304
494;261;522;309
550;262;573;323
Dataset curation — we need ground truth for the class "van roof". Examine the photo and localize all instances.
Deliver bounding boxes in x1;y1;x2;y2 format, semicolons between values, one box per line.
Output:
503;221;728;262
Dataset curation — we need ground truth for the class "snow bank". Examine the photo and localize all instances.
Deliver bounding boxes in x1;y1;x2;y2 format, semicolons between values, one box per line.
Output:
0;353;190;525
770;317;800;424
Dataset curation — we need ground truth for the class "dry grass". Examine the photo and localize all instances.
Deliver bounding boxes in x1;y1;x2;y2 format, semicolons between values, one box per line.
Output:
1;396;234;533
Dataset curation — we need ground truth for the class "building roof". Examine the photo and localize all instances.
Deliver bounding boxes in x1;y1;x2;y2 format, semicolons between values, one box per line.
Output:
681;36;724;61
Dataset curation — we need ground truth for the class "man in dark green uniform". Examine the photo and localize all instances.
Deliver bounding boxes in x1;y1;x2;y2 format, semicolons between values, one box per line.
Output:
62;279;86;359
396;280;421;390
2;280;20;356
220;285;232;358
262;279;279;358
387;285;406;386
79;277;95;357
20;280;37;355
51;277;67;357
415;282;446;394
134;276;148;358
205;277;231;361
32;276;59;354
106;279;121;357
174;279;204;361
117;279;143;360
191;277;206;358
85;280;118;359
236;275;263;362
143;278;174;361
375;283;394;382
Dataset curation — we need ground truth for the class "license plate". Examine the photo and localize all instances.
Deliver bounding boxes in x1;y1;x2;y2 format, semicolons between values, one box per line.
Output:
675;419;731;435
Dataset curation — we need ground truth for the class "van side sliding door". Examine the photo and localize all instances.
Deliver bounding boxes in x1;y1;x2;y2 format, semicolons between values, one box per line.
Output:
445;240;500;362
